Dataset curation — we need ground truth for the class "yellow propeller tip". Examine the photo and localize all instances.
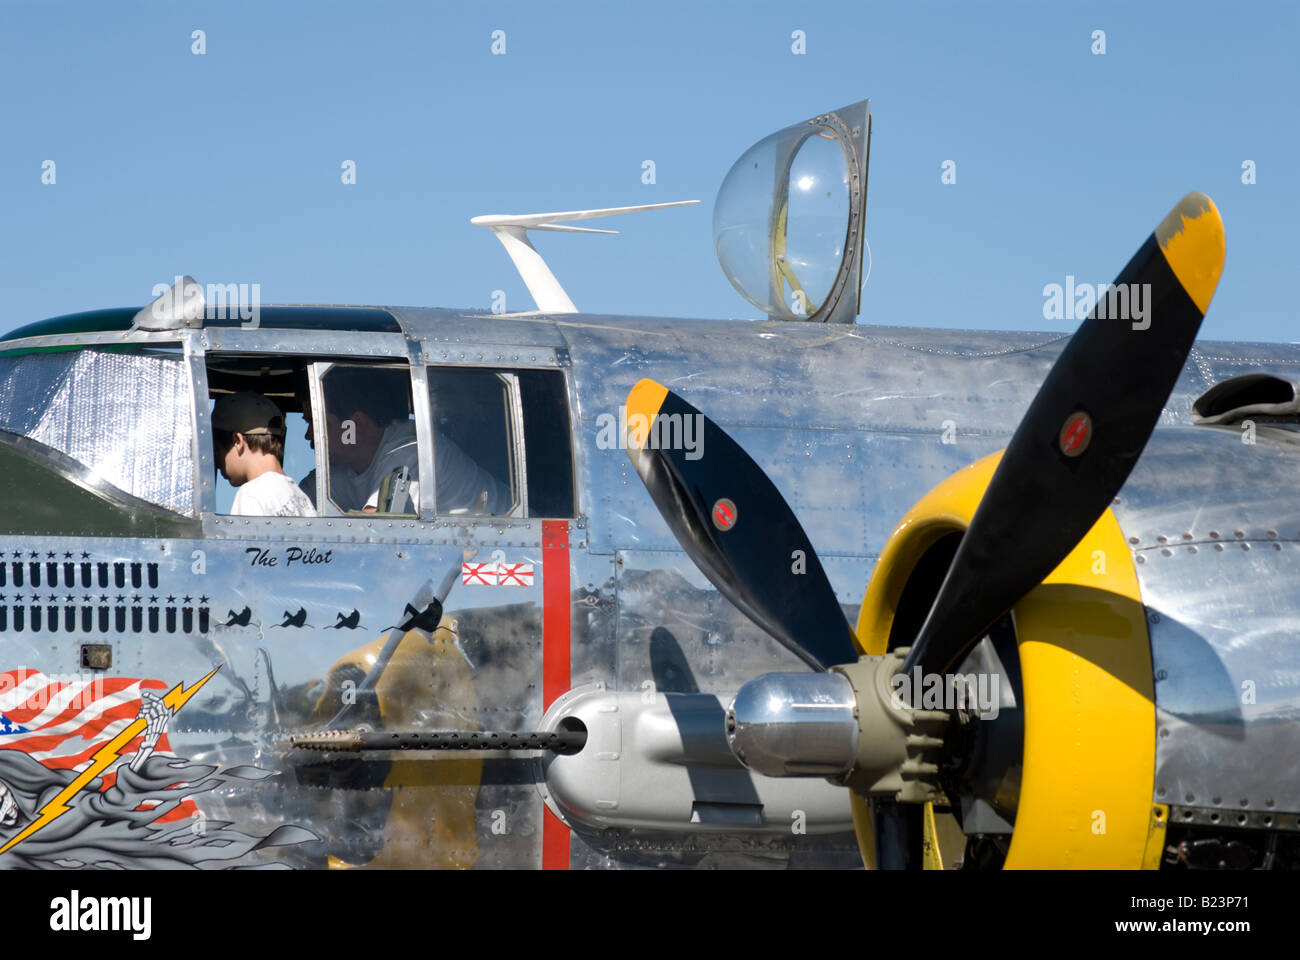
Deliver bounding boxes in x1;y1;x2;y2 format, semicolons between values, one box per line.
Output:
624;379;669;451
1155;192;1225;316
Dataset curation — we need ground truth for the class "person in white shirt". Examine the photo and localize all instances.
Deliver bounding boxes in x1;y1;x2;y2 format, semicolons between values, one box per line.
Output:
212;392;316;517
301;367;508;515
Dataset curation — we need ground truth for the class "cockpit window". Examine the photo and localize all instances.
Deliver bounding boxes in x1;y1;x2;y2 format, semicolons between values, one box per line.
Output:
0;346;194;514
204;353;315;516
316;364;422;516
426;368;517;516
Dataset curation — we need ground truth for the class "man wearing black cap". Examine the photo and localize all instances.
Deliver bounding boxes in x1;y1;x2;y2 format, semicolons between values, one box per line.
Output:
212;392;316;517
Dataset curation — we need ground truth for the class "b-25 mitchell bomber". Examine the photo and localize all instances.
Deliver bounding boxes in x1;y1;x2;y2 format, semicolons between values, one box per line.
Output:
0;99;1292;870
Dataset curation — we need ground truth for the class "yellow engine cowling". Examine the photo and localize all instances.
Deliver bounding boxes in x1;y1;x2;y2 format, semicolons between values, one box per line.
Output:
852;452;1168;868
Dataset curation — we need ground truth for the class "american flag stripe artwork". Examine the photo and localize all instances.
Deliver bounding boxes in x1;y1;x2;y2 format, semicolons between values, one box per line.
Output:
0;668;194;822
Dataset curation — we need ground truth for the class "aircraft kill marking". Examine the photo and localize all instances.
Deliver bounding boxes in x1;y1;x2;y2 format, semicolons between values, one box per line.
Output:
461;562;534;586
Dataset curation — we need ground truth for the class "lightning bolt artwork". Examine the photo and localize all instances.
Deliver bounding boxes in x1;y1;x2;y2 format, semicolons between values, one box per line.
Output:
0;667;219;854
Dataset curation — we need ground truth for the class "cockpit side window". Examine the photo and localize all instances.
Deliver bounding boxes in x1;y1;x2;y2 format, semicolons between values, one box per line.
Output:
0;345;194;515
517;369;575;518
204;353;314;516
424;366;576;519
200;354;574;521
426;368;518;516
316;364;421;516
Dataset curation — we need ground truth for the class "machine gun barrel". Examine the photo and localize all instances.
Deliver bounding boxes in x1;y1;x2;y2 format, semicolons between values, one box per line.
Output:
291;728;588;754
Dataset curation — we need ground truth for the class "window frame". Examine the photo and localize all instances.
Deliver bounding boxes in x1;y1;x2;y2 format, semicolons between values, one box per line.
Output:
192;342;574;523
307;359;527;520
307;359;430;519
422;366;528;519
512;366;578;520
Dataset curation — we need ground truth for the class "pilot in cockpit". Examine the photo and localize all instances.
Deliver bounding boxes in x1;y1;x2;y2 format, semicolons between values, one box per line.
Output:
300;367;507;516
212;392;317;517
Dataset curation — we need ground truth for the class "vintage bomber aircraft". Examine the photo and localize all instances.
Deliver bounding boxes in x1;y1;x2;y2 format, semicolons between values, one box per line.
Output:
0;99;1295;870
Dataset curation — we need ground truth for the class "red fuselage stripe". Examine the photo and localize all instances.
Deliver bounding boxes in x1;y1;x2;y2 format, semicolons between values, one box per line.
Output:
541;519;571;870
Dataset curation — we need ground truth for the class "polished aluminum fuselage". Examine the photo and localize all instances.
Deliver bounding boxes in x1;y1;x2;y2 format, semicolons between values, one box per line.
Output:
2;307;1297;866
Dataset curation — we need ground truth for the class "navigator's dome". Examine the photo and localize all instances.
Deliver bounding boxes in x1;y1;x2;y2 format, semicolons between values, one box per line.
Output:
713;119;854;322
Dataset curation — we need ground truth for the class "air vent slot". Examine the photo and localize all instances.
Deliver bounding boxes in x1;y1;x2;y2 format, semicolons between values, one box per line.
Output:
1192;374;1300;424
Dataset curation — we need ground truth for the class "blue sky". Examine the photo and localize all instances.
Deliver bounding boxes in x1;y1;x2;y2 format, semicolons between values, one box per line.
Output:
1;0;1296;343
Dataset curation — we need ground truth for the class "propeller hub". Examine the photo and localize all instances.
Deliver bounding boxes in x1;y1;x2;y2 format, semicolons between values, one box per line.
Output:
726;655;952;804
834;651;950;803
725;672;859;777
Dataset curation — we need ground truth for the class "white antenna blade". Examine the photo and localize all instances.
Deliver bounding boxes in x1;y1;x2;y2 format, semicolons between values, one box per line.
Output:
528;224;618;235
488;226;578;314
472;200;698;314
471;200;698;229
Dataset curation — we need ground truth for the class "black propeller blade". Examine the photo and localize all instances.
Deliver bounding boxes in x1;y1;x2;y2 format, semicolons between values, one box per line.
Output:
624;379;859;670
902;193;1226;675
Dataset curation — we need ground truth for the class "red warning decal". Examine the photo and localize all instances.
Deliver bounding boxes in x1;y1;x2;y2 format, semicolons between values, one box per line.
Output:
1059;411;1092;457
712;498;737;531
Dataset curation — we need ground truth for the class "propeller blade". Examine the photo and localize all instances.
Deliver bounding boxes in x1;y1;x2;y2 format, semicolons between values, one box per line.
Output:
625;379;859;670
903;193;1225;675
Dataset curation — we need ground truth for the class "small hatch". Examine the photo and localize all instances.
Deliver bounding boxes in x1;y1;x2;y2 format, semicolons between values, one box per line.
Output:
1192;374;1300;425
